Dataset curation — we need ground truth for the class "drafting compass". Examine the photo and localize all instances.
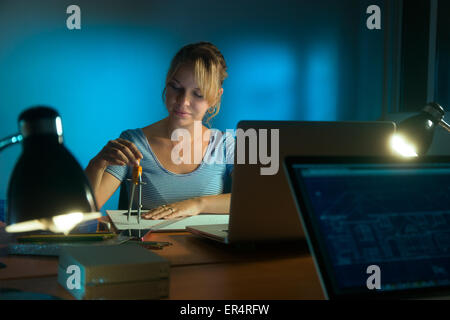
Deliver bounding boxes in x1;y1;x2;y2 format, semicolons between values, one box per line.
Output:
127;159;146;225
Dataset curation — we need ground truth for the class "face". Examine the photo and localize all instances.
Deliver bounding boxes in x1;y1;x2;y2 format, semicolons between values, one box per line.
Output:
165;64;214;127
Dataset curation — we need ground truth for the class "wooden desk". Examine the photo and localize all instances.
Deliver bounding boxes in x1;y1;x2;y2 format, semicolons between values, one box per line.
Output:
0;231;324;300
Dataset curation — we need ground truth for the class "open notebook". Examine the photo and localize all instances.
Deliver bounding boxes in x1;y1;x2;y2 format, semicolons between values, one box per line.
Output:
106;210;229;232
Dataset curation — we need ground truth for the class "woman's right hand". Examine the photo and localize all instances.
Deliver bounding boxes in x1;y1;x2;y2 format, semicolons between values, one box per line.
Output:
93;138;143;168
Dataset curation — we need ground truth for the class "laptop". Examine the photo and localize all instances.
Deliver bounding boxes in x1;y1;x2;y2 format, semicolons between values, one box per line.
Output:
187;120;397;244
284;155;450;299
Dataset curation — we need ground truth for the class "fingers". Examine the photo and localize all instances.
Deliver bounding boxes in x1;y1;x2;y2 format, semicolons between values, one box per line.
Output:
142;205;183;220
142;206;166;219
155;211;182;220
100;139;143;167
143;206;173;220
117;138;143;162
164;211;189;220
108;140;140;165
102;147;128;165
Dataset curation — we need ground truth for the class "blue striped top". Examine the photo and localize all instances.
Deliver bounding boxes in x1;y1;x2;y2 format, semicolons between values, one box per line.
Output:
105;128;234;210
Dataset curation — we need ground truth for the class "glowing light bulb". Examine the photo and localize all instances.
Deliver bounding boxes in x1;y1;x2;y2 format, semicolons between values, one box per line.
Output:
5;219;46;233
390;134;418;158
52;212;84;233
5;211;101;234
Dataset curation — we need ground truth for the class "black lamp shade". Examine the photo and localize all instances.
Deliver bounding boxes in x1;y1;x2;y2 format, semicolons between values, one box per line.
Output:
397;112;436;155
6;106;97;227
397;103;445;156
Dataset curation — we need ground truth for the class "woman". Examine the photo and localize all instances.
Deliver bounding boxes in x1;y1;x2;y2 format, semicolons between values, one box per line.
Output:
85;42;234;220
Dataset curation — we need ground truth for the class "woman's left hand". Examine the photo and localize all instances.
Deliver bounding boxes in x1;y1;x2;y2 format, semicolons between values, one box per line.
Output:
142;198;203;220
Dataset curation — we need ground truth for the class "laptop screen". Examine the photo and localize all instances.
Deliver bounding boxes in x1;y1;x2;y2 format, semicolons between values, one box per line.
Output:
288;160;450;299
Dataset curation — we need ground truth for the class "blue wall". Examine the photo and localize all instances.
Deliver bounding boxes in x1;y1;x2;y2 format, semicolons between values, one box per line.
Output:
0;0;385;212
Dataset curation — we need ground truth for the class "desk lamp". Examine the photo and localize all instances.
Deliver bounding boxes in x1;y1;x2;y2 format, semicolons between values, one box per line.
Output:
390;102;450;157
1;106;100;234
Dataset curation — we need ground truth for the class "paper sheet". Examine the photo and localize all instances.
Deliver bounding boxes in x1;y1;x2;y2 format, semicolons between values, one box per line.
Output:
106;210;229;231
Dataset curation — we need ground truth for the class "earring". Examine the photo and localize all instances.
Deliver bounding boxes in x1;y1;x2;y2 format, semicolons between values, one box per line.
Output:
208;106;217;114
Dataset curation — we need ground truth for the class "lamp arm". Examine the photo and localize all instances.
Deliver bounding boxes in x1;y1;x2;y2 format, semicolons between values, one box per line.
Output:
0;133;23;152
438;120;450;133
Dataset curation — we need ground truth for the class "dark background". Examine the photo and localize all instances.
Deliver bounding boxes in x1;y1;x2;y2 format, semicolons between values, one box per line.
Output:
0;0;447;212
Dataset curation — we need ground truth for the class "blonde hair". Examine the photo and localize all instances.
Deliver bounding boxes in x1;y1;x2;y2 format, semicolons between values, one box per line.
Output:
163;42;228;126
